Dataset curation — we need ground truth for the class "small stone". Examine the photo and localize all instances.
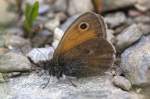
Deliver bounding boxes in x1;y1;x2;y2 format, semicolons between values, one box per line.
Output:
32;30;53;47
113;76;132;91
106;29;116;44
128;10;143;17
44;17;60;32
0;33;5;47
5;28;24;37
52;28;64;49
67;0;94;15
138;23;150;35
0;73;5;83
116;24;143;52
7;72;21;78
0;52;31;73
4;35;31;49
55;12;68;22
134;15;150;23
53;28;64;41
121;35;150;86
0;48;8;55
0;0;16;25
93;0;136;12
39;5;50;14
135;0;150;12
104;12;127;28
27;47;54;63
52;0;67;12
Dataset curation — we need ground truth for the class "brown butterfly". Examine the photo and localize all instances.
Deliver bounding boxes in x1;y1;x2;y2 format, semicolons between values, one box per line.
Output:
48;12;116;78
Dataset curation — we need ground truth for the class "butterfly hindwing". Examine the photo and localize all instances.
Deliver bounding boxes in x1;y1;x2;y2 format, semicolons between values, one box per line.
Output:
60;38;115;77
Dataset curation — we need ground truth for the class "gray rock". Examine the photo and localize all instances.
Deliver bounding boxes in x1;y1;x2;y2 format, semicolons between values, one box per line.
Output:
104;12;127;28
113;76;132;91
52;28;64;49
39;5;50;14
0;32;5;47
32;30;53;47
7;72;21;78
52;0;68;12
116;24;143;52
67;0;94;15
134;15;150;23
0;52;31;73
55;12;68;22
0;82;10;99
0;0;16;25
44;17;60;32
0;48;8;55
5;28;24;37
0;73;5;83
121;35;150;86
94;0;136;12
135;0;150;12
27;47;54;63
106;29;116;44
4;35;31;49
138;23;150;35
0;74;139;99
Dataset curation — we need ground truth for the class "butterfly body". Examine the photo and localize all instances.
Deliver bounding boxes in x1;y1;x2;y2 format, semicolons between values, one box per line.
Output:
49;12;116;78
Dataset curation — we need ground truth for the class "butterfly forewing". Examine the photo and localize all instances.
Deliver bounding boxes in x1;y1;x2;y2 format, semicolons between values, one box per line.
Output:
53;12;107;59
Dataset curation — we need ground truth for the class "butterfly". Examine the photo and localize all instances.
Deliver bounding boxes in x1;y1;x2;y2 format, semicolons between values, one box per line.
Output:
47;12;116;78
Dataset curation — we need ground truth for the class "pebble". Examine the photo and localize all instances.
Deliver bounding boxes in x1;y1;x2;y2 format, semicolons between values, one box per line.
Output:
135;0;150;12
116;24;143;52
27;47;54;63
121;35;150;86
0;48;8;55
134;15;150;23
4;35;31;49
39;5;50;15
0;73;5;83
0;33;5;47
44;17;60;32
0;0;16;25
138;23;150;35
0;52;31;73
51;0;68;12
93;0;136;12
52;28;64;49
106;29;116;44
67;0;94;15
113;76;132;91
32;30;53;47
55;12;68;22
5;28;24;37
104;12;127;28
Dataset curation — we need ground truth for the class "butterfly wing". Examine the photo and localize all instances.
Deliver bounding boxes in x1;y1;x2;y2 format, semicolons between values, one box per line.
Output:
52;12;115;77
53;12;106;59
60;38;115;77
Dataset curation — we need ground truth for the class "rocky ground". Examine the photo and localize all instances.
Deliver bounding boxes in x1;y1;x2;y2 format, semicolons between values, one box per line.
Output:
0;0;150;99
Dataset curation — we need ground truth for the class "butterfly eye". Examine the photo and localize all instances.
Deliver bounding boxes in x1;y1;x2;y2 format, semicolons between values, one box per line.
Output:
79;22;89;31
